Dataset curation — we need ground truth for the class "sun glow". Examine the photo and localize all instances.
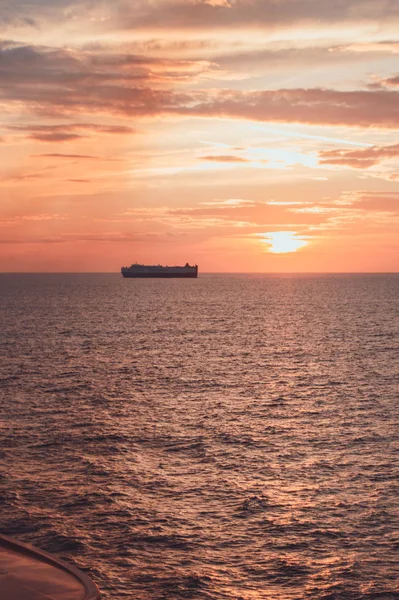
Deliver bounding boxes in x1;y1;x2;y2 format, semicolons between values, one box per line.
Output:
261;231;309;254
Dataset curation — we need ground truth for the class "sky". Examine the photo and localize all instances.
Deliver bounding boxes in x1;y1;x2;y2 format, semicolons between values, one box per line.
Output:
1;0;398;272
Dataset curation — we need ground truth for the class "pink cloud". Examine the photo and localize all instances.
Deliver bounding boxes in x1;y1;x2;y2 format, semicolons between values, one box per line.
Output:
2;42;399;130
319;142;399;168
6;123;137;143
111;0;399;30
384;74;399;87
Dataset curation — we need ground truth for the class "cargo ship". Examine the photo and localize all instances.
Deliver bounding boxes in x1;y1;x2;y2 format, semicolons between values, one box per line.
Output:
121;262;198;278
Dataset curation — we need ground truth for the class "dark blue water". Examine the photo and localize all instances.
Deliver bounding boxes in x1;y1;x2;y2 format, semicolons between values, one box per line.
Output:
1;274;398;599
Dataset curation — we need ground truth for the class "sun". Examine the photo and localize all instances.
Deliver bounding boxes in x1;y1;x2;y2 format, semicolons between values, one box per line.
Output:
261;231;309;254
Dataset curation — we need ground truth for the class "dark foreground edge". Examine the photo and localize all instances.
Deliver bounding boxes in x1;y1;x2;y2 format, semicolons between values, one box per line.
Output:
0;533;100;599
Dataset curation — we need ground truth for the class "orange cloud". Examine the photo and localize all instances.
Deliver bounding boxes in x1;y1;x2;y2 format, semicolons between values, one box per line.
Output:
335;42;399;54
32;153;102;160
345;191;399;212
198;155;249;162
29;132;85;142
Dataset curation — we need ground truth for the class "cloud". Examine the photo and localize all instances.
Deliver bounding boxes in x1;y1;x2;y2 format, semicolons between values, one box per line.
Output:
0;171;46;182
32;153;100;159
93;125;137;134
191;88;399;129
383;74;399;87
209;44;397;77
0;213;67;224
3;63;399;128
168;201;328;227
111;0;399;31
0;40;213;92
6;122;137;143
370;73;399;89
29;132;85;142
118;200;330;233
66;179;91;183
319;142;399;168
345;191;399;213
2;40;399;129
2;0;399;32
0;230;163;244
201;198;255;206
199;155;249;162
7;124;128;134
118;205;260;229
0;41;195;117
334;42;399;54
0;237;64;244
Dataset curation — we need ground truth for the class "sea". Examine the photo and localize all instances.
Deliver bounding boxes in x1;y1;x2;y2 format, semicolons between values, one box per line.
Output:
0;273;398;600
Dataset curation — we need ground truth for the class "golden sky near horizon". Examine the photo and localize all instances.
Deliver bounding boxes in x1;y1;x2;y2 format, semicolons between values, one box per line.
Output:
1;0;399;272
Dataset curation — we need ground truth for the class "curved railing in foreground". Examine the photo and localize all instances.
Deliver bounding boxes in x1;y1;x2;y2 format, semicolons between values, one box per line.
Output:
0;533;100;599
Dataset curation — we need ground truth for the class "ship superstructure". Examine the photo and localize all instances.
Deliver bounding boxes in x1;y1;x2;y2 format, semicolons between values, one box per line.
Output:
121;262;198;278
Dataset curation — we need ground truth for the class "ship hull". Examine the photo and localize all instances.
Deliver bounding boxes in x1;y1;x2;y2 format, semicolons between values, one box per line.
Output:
122;272;197;278
121;263;198;278
0;533;100;600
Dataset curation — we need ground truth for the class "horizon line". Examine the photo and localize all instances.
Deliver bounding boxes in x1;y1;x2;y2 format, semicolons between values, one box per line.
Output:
0;271;398;275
